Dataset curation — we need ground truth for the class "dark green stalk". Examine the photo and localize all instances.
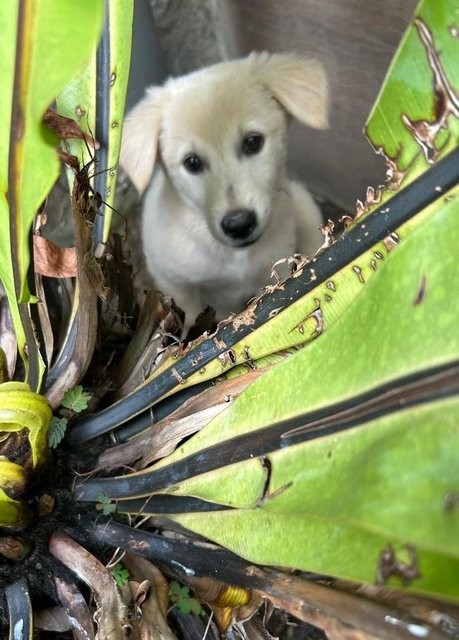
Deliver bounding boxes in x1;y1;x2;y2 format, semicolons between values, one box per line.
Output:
76;362;459;502
93;0;110;246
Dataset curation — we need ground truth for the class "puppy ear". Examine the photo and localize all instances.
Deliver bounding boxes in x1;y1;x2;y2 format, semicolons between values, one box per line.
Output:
252;52;329;130
120;87;165;194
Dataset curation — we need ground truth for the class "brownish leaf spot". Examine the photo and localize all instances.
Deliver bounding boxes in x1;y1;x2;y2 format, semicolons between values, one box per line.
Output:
413;275;427;305
376;544;420;586
443;490;459;513
402;19;459;163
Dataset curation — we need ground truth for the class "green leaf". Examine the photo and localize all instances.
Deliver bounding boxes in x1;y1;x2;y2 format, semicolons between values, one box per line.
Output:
103;503;116;516
131;186;459;601
48;416;68;449
97;492;112;505
57;0;134;244
96;492;116;516
169;581;188;598
169;581;202;615
111;563;130;588
176;597;202;615
187;598;203;615
61;385;91;413
0;0;104;385
366;0;459;177
0;487;25;529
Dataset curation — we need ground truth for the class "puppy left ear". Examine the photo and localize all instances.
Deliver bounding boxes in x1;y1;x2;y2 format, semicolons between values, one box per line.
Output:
120;86;166;195
252;52;329;130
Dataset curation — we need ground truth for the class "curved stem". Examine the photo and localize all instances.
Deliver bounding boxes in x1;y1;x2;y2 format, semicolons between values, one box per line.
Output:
6;578;32;640
54;576;95;640
49;531;130;640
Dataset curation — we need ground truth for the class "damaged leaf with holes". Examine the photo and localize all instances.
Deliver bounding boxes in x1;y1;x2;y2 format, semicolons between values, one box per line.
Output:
74;0;459;608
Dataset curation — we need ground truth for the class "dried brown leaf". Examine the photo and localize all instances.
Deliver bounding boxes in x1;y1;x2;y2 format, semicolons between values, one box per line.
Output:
113;294;182;399
139;403;229;468
58;148;80;170
247;566;440;640
84;251;109;301
35;273;54;367
123;554;176;640
98;370;264;470
43;107;100;148
186;574;261;632
49;532;130;639
33;236;77;278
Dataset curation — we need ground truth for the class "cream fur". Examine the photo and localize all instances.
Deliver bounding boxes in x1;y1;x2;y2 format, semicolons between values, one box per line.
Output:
121;52;328;330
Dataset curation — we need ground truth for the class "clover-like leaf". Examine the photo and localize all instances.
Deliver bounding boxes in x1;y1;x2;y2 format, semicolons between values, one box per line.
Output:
169;581;202;615
176;596;202;615
96;492;116;516
61;386;91;413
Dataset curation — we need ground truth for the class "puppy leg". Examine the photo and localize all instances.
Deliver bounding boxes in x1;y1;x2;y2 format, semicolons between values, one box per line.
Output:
289;180;323;257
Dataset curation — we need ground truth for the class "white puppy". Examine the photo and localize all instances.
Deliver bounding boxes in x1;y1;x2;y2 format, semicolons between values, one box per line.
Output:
121;52;328;329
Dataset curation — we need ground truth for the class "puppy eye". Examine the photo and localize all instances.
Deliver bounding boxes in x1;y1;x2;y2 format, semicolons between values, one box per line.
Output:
183;153;204;174
242;133;264;156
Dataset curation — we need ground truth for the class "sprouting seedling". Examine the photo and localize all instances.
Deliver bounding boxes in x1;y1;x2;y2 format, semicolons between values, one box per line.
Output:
48;417;68;449
96;493;116;516
48;385;92;449
111;563;130;588
168;580;203;615
61;385;92;413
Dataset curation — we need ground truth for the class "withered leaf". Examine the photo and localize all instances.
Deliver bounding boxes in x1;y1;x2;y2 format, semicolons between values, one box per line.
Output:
33;236;77;278
84;252;109;301
43;108;99;148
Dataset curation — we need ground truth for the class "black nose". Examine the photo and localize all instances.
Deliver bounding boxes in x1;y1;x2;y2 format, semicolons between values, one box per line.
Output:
221;209;257;240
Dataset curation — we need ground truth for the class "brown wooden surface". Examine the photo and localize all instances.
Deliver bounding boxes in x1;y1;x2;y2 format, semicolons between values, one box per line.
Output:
216;0;418;210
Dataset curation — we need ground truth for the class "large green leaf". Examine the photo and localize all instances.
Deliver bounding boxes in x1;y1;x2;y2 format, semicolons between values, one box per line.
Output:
157;396;459;599
75;0;459;603
0;0;104;387
57;0;134;245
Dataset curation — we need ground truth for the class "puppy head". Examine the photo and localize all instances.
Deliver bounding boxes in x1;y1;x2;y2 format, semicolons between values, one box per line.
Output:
121;53;328;247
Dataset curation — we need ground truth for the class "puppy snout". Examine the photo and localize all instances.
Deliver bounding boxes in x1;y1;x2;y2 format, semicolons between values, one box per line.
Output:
221;209;257;241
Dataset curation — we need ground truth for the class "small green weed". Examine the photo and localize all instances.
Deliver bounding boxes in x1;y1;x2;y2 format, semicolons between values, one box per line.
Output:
111;564;130;587
168;580;203;615
48;385;92;448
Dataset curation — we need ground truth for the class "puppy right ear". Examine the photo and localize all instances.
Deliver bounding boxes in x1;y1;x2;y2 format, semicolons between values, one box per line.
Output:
120;87;165;195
